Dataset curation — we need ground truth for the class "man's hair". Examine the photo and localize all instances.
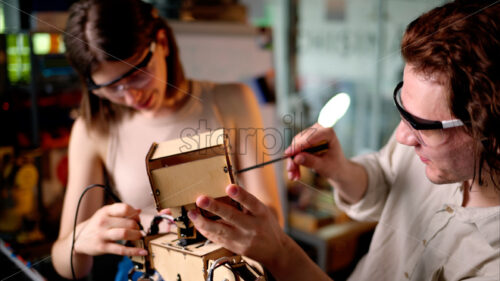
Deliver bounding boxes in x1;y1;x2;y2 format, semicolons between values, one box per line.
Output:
64;0;185;133
401;0;500;187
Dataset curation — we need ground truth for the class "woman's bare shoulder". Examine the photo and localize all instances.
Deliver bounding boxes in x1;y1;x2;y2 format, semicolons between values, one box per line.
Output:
211;83;257;112
69;117;109;161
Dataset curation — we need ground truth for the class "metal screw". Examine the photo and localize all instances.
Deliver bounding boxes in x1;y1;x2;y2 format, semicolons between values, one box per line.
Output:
223;166;228;173
155;189;160;196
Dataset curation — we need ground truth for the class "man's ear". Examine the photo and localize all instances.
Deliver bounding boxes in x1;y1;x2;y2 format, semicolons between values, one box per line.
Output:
155;29;169;57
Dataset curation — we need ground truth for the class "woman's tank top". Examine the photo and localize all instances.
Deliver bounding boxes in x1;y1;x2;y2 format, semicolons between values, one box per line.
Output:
105;81;224;229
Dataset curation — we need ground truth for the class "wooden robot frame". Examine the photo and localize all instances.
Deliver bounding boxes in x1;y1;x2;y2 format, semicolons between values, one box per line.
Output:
130;129;268;281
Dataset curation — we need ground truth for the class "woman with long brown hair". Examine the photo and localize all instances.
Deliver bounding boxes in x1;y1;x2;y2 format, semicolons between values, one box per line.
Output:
51;0;282;278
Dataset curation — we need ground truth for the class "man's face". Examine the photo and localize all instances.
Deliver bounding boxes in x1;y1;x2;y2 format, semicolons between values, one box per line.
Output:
395;64;475;184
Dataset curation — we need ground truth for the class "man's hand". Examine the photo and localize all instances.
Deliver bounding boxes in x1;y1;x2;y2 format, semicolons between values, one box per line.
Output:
285;123;348;182
189;184;333;281
188;185;288;268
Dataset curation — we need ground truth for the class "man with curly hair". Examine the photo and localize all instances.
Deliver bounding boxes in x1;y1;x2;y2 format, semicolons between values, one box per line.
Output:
190;1;500;280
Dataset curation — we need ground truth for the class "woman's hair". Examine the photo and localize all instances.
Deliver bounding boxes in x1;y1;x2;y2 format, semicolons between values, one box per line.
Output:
401;0;500;187
64;0;185;133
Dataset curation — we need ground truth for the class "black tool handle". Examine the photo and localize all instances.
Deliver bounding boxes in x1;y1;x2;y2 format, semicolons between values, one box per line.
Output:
301;141;329;155
236;141;329;174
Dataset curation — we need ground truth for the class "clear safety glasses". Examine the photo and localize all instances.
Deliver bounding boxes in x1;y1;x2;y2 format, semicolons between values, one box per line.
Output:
86;41;156;99
393;81;464;146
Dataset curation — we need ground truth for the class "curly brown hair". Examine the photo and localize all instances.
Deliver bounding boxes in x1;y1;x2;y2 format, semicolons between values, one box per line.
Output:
401;0;500;188
64;0;185;134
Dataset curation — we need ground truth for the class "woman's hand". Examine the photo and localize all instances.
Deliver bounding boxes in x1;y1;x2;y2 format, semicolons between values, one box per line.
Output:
285;123;348;182
188;184;289;268
73;203;147;257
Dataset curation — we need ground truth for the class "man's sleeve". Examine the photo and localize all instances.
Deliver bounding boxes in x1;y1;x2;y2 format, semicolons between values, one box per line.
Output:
333;132;401;222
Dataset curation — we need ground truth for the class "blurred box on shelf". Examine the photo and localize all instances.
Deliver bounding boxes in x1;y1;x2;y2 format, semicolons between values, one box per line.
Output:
180;3;247;23
0;147;44;244
30;12;68;32
41;147;67;210
319;221;377;272
288;208;335;233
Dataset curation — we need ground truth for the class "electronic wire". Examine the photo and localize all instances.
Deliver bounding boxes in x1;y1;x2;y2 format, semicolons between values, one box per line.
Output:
70;183;121;280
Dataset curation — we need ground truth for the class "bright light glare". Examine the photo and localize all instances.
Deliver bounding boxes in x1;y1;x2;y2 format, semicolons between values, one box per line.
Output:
318;92;351;127
0;4;5;33
33;33;51;55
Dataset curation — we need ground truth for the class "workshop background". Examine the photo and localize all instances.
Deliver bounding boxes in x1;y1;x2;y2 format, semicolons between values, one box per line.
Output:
0;0;446;280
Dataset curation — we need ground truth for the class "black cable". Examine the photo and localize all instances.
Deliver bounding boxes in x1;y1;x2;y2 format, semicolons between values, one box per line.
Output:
70;183;121;280
148;216;163;235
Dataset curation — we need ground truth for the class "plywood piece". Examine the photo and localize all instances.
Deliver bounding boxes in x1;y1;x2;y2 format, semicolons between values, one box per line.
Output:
149;145;225;171
129;234;163;271
151;155;231;208
151;129;225;160
130;239;146;266
150;233;235;281
212;266;238;281
150;233;227;256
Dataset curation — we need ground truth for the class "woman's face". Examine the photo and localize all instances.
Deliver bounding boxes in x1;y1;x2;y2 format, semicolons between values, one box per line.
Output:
90;34;169;117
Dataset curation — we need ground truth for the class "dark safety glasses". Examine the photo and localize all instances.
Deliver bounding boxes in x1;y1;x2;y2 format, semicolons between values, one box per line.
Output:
393;81;464;146
86;41;156;98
